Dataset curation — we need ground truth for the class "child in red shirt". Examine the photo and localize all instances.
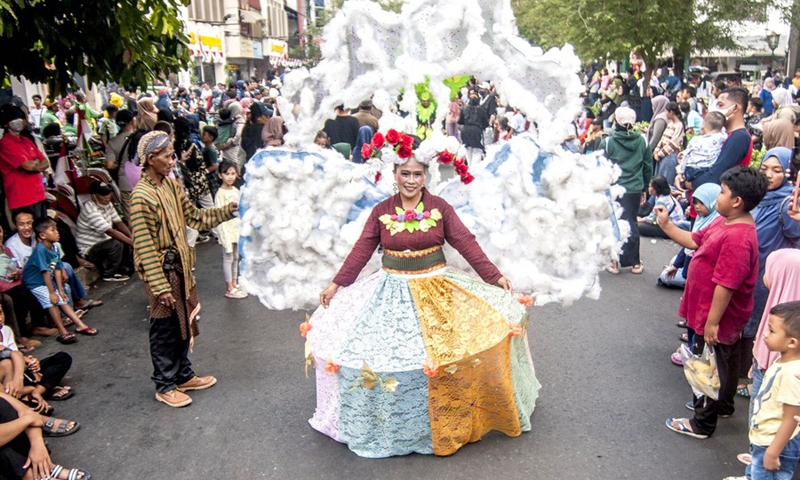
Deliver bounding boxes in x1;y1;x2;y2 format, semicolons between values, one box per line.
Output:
655;166;768;439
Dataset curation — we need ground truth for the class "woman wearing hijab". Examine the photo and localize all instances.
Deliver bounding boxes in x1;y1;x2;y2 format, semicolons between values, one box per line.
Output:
762;114;796;150
734;147;800;383
738;249;800;471
759;77;777;116
652;102;685;186
261;105;285;148
137;97;158;131
647;95;670;153
658;183;721;290
770;86;793;110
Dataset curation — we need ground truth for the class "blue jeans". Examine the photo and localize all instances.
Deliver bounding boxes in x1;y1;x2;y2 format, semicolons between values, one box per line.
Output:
746;360;767;478
62;263;86;306
749;436;800;479
657;255;687;288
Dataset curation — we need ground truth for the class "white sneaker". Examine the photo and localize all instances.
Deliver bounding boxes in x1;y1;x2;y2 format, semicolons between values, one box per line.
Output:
103;274;130;282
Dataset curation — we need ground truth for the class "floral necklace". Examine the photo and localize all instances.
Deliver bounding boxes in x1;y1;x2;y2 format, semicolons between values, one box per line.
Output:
378;201;442;235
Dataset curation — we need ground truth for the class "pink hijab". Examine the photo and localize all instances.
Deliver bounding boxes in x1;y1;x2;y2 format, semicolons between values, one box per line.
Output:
752;249;800;370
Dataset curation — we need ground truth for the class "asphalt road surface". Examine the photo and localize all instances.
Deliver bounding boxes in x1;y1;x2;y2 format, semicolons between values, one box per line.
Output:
32;238;762;480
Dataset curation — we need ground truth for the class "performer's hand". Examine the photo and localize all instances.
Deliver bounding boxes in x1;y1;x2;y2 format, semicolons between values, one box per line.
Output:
228;202;239;214
496;277;513;293
158;292;176;309
319;283;339;308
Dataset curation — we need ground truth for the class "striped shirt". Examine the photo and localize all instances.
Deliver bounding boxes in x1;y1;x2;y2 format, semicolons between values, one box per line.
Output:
130;173;233;296
76;199;121;255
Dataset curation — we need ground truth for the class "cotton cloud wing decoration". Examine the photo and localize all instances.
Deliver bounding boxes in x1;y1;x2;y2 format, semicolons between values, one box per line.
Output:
239;0;628;310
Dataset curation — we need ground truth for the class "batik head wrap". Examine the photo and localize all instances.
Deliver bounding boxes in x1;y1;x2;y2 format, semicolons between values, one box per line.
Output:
137;131;171;167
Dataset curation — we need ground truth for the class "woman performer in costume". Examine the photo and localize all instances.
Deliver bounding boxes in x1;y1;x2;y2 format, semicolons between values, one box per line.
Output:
305;131;539;458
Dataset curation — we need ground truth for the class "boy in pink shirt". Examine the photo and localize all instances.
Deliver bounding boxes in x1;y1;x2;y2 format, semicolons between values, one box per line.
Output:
655;166;768;438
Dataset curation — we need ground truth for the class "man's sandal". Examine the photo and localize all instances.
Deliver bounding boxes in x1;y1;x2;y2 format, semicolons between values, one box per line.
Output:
42;417;80;437
631;263;644;274
48;386;74;401
56;333;77;344
50;464;91;480
665;417;708;439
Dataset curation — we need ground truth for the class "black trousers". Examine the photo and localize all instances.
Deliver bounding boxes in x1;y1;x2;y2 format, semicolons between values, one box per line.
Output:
688;334;741;436
0;398;31;478
85;238;131;279
617;192;642;268
1;285;46;339
637;221;669;239
149;313;194;393
23;352;72;396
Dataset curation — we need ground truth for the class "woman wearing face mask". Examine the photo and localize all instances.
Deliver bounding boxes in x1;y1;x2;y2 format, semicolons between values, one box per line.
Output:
311;132;537;458
0;105;49;220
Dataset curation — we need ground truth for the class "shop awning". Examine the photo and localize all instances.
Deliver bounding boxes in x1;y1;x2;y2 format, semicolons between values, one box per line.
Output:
239;9;263;24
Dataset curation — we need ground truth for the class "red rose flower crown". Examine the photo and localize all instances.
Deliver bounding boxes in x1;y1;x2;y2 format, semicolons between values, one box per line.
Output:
361;129;474;185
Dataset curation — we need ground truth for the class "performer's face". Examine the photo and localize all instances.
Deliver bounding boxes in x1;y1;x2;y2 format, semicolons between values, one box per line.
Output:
394;158;425;199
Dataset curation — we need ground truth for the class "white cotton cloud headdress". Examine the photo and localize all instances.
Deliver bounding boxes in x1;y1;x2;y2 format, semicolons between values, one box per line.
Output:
238;0;629;311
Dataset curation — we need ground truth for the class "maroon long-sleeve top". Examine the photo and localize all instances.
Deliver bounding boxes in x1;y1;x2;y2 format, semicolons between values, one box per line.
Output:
332;190;503;287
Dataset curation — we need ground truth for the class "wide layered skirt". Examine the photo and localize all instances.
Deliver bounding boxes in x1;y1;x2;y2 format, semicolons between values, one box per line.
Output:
305;267;540;458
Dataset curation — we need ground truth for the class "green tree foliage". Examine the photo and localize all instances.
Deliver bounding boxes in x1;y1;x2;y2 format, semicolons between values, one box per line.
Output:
512;0;769;72
0;0;191;94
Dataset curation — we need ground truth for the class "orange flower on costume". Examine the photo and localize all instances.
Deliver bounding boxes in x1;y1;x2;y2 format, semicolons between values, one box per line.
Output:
509;324;524;337
299;321;312;338
422;359;439;377
324;359;339;374
516;294;534;307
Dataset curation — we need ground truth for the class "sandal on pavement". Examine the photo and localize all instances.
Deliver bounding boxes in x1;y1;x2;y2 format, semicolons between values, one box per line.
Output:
48;386;74;401
75;327;98;336
74;308;87;319
631;263;644;274
80;299;103;309
736;453;752;465
225;289;248;299
56;333;77;345
665;417;708;439
736;384;751;398
605;262;620;274
671;351;683;366
679;333;689;343
42;417;80;437
50;464;91;480
676;321;687;328
61;317;74;327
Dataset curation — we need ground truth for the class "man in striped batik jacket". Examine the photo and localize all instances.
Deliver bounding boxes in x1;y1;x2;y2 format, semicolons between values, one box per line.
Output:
130;131;237;408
